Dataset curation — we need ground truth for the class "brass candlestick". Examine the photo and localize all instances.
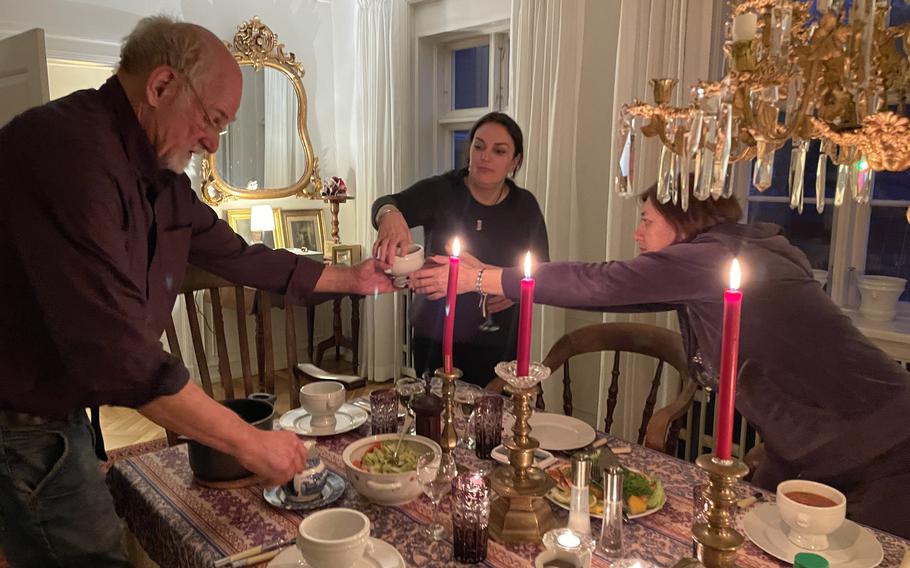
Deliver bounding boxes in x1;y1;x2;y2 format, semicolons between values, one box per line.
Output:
434;367;462;454
691;454;749;568
488;361;556;543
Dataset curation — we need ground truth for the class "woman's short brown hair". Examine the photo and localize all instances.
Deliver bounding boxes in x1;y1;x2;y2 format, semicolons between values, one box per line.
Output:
640;177;743;239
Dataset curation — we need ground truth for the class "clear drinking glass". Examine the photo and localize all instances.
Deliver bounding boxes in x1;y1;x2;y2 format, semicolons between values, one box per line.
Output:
395;377;423;433
369;388;398;435
474;395;504;460
454;384;482;449
416;452;457;541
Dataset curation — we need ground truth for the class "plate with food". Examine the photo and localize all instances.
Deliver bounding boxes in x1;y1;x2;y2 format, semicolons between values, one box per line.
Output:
545;462;665;519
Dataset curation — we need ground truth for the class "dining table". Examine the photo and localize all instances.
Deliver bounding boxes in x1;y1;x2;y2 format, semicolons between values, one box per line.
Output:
106;403;909;568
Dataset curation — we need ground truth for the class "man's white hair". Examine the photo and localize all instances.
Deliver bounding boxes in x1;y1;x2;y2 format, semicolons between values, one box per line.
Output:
119;15;210;79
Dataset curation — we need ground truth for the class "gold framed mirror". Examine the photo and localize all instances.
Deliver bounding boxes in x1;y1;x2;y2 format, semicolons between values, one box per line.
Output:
201;17;322;205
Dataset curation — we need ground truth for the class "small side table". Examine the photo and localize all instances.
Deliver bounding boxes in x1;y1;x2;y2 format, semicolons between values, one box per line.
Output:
307;294;363;374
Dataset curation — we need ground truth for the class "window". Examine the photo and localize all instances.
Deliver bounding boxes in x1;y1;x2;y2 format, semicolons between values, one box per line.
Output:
435;31;510;171
745;122;910;308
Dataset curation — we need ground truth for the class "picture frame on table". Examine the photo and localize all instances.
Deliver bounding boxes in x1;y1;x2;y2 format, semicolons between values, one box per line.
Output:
281;209;326;253
331;244;362;267
225;208;285;249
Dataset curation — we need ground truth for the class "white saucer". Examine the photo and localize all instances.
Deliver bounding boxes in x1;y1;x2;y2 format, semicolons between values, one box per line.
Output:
503;412;596;451
743;503;883;568
267;537;405;567
279;404;369;436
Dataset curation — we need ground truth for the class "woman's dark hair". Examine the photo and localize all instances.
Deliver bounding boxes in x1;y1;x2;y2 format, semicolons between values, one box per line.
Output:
467;112;524;176
641;177;743;238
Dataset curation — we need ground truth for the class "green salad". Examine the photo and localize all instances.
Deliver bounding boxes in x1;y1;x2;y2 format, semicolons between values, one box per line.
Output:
354;441;421;474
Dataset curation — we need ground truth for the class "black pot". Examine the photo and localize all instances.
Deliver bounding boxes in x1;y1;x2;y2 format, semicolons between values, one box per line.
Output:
184;397;274;482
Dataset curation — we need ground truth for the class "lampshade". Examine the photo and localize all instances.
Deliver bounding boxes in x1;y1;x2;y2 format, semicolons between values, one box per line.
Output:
250;205;275;232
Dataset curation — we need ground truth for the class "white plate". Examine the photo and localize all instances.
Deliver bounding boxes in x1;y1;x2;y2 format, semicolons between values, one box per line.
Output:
267;537;405;567
545;464;666;520
491;445;556;469
503;412;596;451
743;503;883;568
278;404;369;437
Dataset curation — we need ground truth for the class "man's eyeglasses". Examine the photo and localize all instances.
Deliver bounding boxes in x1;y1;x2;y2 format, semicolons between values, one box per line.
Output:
177;71;228;136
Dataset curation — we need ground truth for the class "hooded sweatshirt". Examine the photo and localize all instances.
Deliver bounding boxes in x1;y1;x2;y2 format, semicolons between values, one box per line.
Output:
502;222;910;488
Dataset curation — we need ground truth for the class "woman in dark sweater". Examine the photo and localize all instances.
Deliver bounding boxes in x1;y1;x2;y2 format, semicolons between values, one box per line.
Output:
411;184;910;538
371;112;549;386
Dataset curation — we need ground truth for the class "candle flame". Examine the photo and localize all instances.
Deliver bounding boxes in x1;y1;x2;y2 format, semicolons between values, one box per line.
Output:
524;251;532;278
729;258;741;290
556;531;581;549
452;237;460;257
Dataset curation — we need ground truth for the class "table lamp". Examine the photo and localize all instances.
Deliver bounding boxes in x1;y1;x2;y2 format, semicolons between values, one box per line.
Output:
249;205;275;246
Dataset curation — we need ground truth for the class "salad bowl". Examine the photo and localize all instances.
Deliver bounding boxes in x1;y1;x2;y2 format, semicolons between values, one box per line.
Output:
342;433;440;505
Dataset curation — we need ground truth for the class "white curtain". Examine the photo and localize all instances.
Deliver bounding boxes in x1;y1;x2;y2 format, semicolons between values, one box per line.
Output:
510;0;587;408
264;71;291;188
353;0;411;382
510;0;718;437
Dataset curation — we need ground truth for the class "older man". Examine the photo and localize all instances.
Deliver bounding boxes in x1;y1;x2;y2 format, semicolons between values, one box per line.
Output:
0;16;390;566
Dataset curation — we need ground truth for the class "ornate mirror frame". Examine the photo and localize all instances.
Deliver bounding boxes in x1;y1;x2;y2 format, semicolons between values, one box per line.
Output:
201;17;322;205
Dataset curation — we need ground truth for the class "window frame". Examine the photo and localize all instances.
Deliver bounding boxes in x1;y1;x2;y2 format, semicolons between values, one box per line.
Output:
433;28;510;172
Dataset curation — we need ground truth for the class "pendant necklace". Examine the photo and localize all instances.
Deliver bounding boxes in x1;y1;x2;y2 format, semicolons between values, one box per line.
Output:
475;183;507;232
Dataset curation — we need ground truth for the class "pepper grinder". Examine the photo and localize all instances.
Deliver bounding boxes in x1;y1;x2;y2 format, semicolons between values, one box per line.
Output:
567;453;591;537
598;465;624;556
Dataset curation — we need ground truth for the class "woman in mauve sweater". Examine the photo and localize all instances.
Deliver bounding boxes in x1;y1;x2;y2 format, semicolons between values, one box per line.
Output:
411;183;910;539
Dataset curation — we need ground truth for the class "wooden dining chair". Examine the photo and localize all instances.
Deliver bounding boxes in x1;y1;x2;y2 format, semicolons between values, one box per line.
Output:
489;322;698;455
163;266;272;445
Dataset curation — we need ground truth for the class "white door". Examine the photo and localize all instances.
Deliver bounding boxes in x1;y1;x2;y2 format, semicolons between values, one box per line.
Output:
0;28;49;128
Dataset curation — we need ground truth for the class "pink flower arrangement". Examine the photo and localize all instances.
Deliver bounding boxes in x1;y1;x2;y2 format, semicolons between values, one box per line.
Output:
321;176;348;198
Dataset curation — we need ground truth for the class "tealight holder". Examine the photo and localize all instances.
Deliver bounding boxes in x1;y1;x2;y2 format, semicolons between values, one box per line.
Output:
488;360;556;543
543;528;596;568
691;454;749;568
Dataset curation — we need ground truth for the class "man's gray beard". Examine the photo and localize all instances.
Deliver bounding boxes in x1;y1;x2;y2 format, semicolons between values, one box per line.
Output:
164;153;191;174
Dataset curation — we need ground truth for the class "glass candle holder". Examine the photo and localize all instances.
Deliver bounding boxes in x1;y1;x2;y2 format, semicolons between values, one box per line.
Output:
451;472;491;564
369;388;398;435
474;395;504;460
542;527;596;568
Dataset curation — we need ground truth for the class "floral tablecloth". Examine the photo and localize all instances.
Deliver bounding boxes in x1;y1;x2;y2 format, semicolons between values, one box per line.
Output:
106;421;908;568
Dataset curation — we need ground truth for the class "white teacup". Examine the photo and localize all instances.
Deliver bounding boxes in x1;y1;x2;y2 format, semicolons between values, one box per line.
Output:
777;479;847;551
299;382;345;429
297;508;371;568
386;243;424;287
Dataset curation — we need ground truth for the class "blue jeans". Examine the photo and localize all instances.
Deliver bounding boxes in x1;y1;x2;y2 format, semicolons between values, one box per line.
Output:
0;410;130;567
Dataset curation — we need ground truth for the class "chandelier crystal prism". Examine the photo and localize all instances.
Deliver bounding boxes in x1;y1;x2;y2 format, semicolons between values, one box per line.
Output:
615;0;910;217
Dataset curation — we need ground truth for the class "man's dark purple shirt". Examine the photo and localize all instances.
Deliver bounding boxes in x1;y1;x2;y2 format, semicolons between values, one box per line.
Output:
0;76;324;417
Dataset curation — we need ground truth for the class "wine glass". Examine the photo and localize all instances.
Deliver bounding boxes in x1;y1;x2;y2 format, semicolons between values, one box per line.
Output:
416;452;457;541
454;384;483;449
478;294;500;332
395;377;423;433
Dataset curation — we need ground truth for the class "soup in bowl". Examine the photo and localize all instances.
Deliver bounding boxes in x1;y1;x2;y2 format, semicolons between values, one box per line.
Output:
776;479;847;551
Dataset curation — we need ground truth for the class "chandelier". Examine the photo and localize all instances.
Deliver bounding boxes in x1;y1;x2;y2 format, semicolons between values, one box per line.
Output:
614;0;910;217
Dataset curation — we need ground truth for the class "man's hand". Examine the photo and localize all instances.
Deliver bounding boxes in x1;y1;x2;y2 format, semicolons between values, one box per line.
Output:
235;430;310;486
373;210;412;265
314;258;394;295
351;258;395;295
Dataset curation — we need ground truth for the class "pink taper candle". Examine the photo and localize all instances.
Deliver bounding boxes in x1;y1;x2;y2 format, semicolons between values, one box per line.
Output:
715;258;742;461
516;252;535;377
442;238;461;373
